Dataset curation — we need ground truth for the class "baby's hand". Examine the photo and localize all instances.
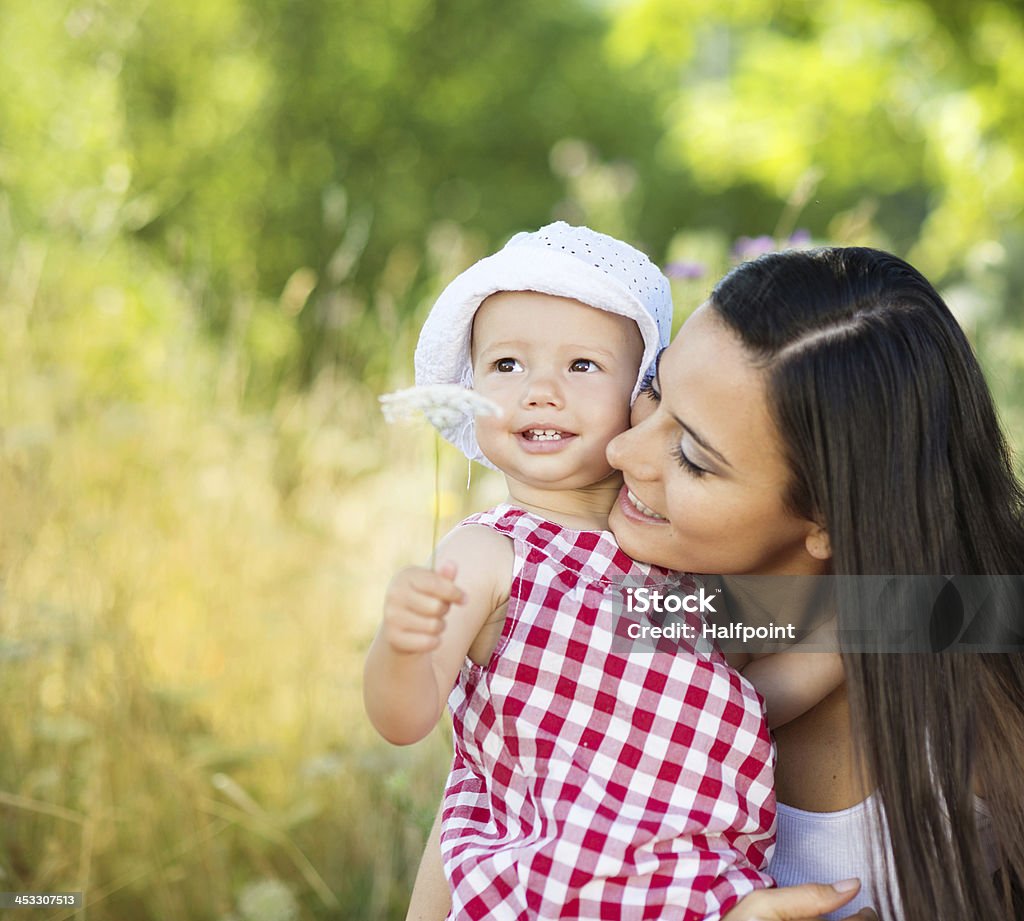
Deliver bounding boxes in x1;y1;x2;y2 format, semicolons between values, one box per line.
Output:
382;561;466;655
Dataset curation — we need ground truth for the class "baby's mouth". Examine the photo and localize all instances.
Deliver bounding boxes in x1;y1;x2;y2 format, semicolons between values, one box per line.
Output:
521;428;572;442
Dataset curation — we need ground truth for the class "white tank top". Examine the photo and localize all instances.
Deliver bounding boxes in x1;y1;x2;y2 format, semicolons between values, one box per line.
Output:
769;795;996;921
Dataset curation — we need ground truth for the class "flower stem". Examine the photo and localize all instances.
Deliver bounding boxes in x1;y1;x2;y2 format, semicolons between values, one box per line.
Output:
431;431;441;569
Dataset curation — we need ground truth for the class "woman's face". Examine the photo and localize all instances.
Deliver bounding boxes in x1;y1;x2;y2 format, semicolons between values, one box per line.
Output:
606;303;829;576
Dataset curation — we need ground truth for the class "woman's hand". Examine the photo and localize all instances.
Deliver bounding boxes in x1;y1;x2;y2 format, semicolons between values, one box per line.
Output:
722;879;878;920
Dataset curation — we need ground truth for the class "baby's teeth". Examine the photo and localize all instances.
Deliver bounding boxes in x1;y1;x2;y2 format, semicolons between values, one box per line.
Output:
528;429;563;441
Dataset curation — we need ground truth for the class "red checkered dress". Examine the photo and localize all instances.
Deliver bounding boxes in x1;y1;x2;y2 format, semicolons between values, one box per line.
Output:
440;505;775;920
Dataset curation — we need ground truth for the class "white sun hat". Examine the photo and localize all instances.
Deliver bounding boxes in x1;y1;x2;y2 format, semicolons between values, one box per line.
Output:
413;222;673;467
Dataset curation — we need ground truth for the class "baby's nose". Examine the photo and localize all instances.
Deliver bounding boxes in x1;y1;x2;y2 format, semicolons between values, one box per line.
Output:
521;374;563;408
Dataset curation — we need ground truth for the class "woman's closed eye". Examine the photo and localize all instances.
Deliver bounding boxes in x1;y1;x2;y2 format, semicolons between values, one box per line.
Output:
639;374;660;401
672;443;708;477
494;358;523;373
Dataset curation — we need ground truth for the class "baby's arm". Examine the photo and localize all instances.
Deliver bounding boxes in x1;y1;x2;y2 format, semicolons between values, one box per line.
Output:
405;799;451;921
740;620;844;729
363;524;512;745
742;651;843;728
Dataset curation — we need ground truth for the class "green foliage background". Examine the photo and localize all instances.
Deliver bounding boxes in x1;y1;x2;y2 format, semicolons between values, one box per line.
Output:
1;1;1022;918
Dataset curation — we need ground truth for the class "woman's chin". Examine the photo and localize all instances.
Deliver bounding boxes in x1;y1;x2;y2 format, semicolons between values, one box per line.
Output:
609;501;681;570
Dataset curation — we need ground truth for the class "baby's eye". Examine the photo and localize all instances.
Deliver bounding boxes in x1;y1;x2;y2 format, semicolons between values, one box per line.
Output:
570;359;599;373
494;358;522;373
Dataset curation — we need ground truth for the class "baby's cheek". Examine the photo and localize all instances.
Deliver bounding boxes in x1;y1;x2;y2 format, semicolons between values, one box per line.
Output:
476;412;504;435
630;395;657;427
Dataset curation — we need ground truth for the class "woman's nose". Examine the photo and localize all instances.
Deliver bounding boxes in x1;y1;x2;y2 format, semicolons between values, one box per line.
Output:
607;416;657;481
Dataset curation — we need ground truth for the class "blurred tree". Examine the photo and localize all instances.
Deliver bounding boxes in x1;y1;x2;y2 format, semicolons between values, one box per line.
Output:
4;0;1022;397
606;0;1024;297
115;0;679;387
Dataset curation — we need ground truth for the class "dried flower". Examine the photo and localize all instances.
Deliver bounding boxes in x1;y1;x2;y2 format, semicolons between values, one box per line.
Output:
379;384;501;566
379;384;502;428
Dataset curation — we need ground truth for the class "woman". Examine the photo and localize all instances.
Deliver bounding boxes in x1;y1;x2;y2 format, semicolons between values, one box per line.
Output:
608;246;1024;920
409;246;1024;920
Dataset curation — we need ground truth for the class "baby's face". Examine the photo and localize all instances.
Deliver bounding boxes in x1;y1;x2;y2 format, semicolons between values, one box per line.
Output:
470;291;643;491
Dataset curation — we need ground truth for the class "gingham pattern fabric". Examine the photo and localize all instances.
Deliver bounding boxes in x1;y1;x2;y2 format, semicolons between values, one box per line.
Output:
441;505;776;921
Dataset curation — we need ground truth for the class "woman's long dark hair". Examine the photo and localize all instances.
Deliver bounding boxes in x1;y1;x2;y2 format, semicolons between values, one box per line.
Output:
711;247;1024;921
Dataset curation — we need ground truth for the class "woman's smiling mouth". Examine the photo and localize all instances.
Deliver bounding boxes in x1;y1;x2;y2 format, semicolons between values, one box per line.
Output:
620;486;667;521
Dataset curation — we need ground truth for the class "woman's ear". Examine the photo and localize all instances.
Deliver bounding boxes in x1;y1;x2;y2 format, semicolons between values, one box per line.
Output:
805;524;832;561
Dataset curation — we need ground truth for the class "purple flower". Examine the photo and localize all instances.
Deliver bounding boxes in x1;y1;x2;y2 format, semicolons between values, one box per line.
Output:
731;235;777;262
732;230;813;262
664;260;707;280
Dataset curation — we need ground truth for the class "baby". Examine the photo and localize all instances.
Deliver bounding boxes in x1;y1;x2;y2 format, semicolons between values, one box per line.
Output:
364;223;776;920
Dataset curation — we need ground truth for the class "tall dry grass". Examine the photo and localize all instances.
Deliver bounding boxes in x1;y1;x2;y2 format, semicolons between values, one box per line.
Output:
0;233;504;920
